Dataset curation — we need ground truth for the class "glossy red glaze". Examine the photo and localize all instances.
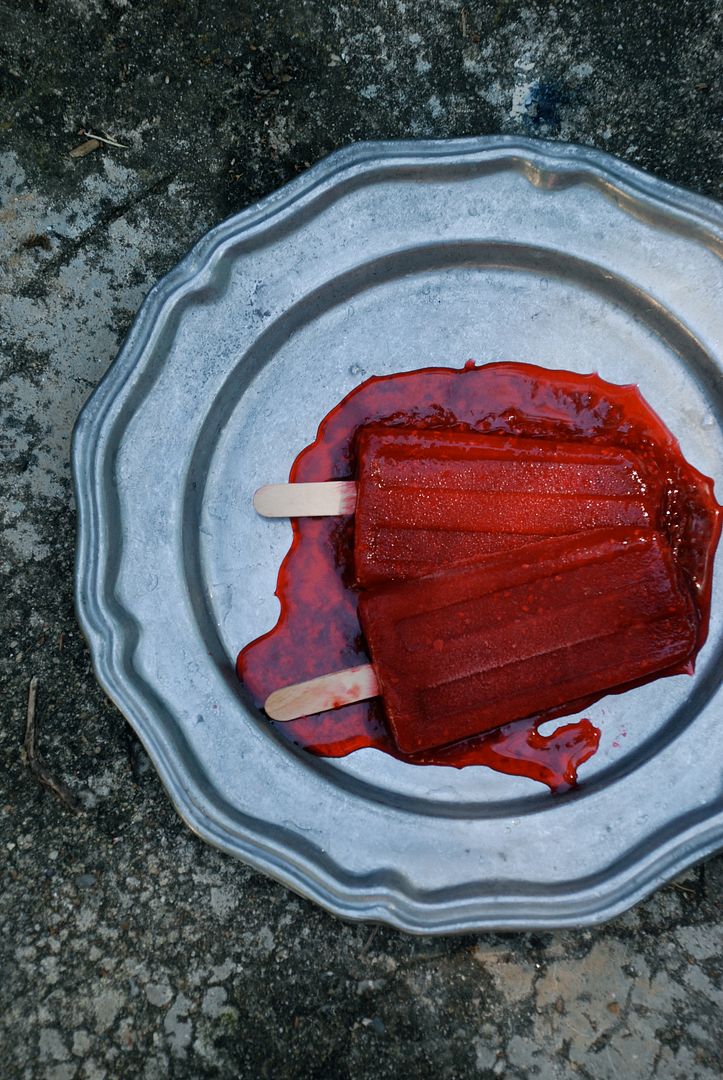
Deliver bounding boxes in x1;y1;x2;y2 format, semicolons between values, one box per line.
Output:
353;426;665;586
358;528;698;755
237;362;721;791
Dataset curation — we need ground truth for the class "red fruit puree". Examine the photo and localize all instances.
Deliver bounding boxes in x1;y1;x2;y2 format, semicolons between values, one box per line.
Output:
237;362;721;791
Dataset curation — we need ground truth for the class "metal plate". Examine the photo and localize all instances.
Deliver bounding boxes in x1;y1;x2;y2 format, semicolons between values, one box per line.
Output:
73;136;723;933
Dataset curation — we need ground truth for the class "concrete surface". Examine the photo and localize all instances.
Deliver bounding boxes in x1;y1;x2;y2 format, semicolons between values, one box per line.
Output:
1;1;721;1077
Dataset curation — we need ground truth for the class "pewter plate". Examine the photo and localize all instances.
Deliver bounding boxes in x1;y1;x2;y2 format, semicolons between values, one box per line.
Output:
73;137;723;933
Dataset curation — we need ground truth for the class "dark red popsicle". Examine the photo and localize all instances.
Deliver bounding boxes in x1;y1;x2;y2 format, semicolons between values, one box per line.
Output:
354;426;663;587
358;527;697;755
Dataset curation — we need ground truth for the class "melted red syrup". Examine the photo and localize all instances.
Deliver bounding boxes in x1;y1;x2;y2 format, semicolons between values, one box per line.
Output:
237;362;721;792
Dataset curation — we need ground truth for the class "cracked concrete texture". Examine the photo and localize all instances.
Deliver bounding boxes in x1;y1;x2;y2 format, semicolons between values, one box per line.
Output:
1;0;721;1077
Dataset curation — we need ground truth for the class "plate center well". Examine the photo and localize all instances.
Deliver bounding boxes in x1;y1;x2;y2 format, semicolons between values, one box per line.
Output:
189;248;723;813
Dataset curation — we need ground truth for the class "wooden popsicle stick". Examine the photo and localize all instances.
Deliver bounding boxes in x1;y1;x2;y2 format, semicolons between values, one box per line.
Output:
265;664;378;721
253;480;357;518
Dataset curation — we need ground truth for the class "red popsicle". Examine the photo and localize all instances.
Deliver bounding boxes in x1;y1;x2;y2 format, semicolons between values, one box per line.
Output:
357;527;697;754
354;427;663;586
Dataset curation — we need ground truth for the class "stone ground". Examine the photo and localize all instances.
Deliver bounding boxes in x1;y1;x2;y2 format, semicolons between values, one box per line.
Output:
1;1;721;1077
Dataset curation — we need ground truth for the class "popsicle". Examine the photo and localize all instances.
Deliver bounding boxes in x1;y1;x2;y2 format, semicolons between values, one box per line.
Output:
254;427;664;587
265;528;697;755
359;527;696;753
353;427;663;586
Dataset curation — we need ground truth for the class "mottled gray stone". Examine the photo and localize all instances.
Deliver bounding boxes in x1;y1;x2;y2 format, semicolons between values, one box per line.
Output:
1;1;721;1078
201;986;228;1019
145;983;173;1008
164;994;194;1058
38;1028;69;1062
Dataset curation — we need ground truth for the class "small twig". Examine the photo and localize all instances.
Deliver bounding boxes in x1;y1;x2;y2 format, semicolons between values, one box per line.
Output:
670;881;696;896
22;677;81;812
461;6;467;37
69;139;100;159
359;925;379;958
25;677;38;743
79;128;129;149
